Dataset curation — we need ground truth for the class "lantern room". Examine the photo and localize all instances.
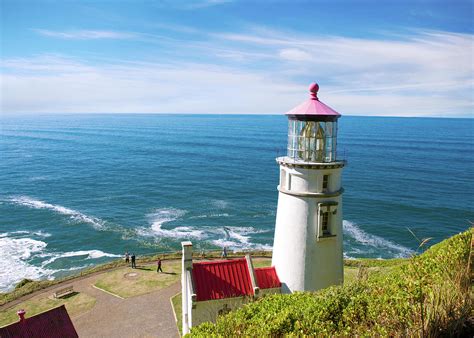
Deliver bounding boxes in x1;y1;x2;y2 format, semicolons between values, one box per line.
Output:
285;83;341;163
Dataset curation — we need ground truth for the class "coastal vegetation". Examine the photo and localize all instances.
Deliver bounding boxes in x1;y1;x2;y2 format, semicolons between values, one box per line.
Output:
189;229;472;336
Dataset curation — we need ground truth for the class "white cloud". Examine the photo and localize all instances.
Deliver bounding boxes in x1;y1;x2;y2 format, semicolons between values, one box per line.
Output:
0;55;301;114
279;48;312;61
34;29;137;40
2;28;473;117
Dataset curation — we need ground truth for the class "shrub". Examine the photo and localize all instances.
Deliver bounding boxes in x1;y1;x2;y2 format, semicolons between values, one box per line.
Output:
189;229;472;337
14;279;34;290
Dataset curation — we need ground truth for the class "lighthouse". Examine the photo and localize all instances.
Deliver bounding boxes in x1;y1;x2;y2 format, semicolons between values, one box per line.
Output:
272;83;345;293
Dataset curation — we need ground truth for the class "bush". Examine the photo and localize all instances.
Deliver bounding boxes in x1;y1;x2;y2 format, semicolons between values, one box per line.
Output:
189;229;472;337
14;279;34;290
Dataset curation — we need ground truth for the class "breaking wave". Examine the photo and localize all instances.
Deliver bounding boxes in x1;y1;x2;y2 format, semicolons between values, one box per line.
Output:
9;196;105;229
211;199;229;209
40;250;121;266
138;208;205;239
0;231;121;292
209;226;272;251
0;235;53;292
189;213;230;219
138;207;271;251
343;220;413;258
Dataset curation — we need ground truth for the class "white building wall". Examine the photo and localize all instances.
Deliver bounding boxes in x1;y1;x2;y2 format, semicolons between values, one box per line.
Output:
191;297;248;327
181;242;193;336
190;288;281;327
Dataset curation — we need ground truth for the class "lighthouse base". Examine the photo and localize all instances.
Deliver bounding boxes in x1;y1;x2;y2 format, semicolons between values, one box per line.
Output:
271;187;343;293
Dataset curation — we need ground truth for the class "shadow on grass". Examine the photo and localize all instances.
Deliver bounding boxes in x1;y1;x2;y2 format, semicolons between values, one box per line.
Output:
132;266;154;271
132;266;177;275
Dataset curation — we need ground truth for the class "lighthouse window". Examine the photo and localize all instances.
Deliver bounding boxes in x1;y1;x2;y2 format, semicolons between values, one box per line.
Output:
318;202;338;239
280;169;286;188
322;212;330;235
322;175;329;191
287;119;338;163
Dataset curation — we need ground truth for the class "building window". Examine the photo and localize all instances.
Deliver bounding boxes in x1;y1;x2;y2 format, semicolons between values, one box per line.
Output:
280;169;286;188
317;202;338;240
322;174;329;191
321;212;329;235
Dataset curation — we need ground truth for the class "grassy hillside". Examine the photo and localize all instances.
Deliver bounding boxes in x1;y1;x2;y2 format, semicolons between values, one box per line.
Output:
189;229;472;337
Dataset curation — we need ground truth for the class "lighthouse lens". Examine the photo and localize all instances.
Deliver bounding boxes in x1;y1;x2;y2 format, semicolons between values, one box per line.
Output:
287;119;337;162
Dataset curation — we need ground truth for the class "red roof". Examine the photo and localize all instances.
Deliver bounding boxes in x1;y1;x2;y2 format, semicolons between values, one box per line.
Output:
192;258;253;301
255;267;281;289
0;305;78;338
285;83;341;118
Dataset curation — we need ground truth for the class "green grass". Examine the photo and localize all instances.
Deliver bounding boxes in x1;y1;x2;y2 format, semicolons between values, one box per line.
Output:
0;292;96;327
171;293;183;336
94;261;181;298
251;258;272;268
343;258;407;268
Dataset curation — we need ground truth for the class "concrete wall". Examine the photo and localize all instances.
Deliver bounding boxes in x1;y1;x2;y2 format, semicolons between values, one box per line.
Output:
258;287;281;297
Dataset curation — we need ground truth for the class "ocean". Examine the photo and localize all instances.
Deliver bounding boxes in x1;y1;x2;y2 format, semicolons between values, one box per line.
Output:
0;114;472;292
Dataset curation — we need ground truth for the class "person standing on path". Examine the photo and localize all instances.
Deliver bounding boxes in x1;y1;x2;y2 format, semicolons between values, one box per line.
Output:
125;251;130;264
157;258;163;273
131;253;136;268
221;246;227;258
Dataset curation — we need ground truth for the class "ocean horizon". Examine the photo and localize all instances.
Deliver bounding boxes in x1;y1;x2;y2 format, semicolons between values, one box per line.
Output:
1;114;472;292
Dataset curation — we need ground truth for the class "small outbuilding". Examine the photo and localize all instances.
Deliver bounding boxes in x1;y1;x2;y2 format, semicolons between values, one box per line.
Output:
181;241;281;334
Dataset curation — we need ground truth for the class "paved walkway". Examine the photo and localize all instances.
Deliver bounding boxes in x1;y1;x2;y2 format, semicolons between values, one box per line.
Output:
2;266;180;338
72;275;180;338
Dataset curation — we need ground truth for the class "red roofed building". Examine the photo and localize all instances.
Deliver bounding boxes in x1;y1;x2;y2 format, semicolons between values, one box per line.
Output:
181;242;281;334
0;305;78;338
192;258;253;301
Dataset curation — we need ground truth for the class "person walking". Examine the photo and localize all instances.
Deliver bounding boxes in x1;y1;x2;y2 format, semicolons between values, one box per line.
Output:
157;258;163;273
131;253;136;268
125;251;130;264
221;246;227;258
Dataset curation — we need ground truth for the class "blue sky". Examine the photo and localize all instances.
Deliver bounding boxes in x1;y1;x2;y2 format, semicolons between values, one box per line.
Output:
1;0;473;117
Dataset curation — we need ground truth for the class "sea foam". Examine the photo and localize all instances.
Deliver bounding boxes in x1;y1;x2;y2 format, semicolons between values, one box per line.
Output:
139;208;205;239
343;220;414;257
211;199;229;209
40;249;121;266
0;230;122;291
210;226;271;251
9;196;105;229
0;235;53;292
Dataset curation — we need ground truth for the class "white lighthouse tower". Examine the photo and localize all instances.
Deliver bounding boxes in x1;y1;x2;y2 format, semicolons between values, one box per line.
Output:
272;83;345;293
